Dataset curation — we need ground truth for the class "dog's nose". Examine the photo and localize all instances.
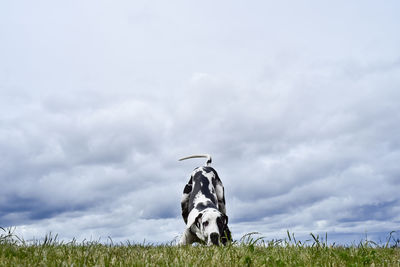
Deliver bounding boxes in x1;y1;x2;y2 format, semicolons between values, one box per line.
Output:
210;232;220;245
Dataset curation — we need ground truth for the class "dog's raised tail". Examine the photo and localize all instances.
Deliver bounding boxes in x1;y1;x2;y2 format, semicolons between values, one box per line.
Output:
179;154;212;166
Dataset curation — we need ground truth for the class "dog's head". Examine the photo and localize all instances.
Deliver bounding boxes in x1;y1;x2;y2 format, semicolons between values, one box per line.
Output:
190;208;229;246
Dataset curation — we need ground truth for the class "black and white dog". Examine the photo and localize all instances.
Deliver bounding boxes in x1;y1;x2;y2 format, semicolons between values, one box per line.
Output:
179;154;232;246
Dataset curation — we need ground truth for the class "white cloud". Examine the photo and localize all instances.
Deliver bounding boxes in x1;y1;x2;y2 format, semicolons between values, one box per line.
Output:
1;0;400;245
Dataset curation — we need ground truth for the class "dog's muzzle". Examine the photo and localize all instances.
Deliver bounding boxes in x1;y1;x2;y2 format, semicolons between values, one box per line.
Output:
210;232;220;246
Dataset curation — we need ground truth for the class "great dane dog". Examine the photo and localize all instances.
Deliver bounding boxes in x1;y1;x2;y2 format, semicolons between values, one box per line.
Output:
179;154;232;246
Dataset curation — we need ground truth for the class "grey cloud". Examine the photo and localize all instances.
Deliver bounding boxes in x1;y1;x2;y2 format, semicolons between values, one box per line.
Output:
339;200;399;223
2;58;400;244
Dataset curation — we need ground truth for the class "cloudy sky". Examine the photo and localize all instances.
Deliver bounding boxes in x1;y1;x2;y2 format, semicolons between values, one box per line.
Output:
1;0;399;245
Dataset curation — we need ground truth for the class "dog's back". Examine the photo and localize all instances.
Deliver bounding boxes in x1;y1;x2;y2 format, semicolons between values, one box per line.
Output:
179;155;226;224
188;166;221;213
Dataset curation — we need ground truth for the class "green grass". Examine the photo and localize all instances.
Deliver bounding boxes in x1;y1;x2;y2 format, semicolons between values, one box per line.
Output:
1;228;400;266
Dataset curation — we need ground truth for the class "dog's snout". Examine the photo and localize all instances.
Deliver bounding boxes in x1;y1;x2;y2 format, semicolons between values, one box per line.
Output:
210;232;220;245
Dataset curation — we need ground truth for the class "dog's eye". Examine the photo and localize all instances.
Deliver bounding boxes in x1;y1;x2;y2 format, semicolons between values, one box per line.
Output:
202;221;209;227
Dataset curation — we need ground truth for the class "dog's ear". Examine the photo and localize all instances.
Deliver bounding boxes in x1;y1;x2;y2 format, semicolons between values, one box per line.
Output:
194;213;203;229
222;214;228;225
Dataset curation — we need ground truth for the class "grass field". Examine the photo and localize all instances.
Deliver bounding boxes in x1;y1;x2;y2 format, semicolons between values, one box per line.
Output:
1;228;399;266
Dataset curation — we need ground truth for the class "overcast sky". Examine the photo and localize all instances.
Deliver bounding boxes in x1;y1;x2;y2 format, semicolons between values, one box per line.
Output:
1;0;400;245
